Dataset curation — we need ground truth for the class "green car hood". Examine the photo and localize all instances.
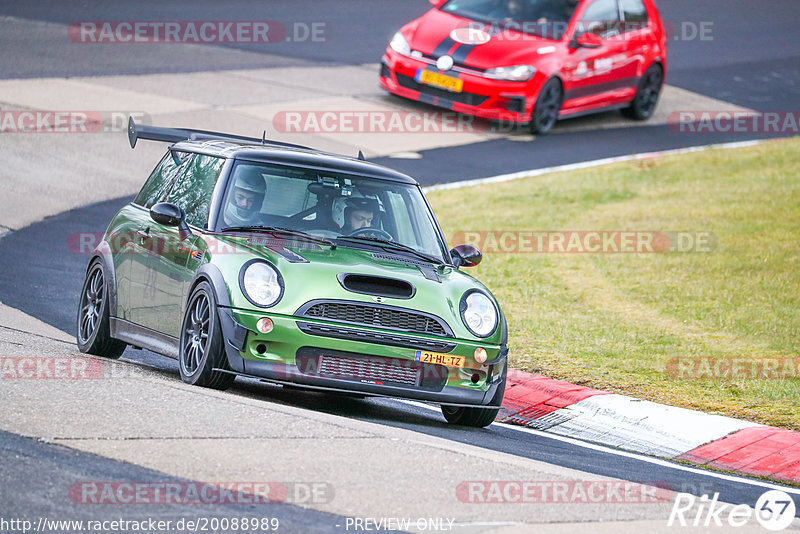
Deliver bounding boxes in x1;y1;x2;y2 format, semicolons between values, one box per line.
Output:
204;234;504;344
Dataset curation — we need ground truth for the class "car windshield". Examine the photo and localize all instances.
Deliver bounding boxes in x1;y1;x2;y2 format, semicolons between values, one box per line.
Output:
441;0;579;40
218;161;449;263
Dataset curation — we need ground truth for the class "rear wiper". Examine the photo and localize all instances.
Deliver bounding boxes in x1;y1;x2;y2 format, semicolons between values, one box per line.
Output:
337;236;443;266
221;226;336;249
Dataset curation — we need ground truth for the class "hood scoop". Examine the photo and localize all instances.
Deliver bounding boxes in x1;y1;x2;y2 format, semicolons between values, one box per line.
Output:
337;273;415;300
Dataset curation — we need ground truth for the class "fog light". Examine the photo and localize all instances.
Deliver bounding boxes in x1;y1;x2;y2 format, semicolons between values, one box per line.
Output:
256;317;274;333
474;347;488;363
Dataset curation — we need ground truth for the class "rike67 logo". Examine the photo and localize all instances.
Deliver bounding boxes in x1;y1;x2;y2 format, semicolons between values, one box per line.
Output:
668;490;796;530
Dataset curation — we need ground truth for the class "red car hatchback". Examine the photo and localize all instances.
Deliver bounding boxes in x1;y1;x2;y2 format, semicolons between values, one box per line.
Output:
380;0;666;133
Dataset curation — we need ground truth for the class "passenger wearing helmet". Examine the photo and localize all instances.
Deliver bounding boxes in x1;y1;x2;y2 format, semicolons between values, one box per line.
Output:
223;166;266;226
340;197;380;234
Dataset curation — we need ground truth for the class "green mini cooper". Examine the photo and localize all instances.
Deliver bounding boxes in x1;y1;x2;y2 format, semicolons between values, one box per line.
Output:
77;118;507;427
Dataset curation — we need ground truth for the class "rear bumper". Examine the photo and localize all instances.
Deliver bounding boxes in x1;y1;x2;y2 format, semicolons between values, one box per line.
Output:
379;48;544;124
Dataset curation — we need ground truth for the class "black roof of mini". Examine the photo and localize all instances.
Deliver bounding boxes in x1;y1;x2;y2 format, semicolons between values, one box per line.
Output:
169;139;419;185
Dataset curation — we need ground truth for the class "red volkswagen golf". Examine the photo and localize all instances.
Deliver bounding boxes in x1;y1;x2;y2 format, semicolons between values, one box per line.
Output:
379;0;666;133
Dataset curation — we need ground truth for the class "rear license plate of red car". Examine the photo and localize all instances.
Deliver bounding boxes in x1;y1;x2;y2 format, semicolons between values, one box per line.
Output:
415;70;464;93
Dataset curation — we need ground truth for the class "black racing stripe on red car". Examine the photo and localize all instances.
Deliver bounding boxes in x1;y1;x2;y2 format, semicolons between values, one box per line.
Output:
450;43;478;65
431;36;458;58
563;76;640;101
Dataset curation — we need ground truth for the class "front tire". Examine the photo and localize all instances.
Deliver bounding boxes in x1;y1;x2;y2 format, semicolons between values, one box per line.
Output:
622;64;663;120
76;260;126;358
529;78;563;134
441;364;507;428
179;282;235;390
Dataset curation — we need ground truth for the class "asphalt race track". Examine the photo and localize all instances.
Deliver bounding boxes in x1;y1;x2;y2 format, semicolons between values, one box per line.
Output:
1;0;799;183
1;1;799;532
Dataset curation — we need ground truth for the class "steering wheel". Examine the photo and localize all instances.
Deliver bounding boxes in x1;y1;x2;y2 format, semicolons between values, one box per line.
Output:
347;227;393;241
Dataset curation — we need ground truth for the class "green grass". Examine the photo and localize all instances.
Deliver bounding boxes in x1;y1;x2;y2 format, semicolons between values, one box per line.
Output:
428;138;800;430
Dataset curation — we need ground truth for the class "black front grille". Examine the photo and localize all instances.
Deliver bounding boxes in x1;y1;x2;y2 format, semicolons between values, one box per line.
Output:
297;322;457;353
296;347;448;390
396;73;489;107
300;301;450;337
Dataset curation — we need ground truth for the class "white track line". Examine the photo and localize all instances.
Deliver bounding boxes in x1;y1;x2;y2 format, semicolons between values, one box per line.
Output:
424;139;769;192
394;399;800;495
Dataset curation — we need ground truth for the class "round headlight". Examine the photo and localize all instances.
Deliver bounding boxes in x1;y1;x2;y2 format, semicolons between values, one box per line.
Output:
460;291;498;338
239;261;283;308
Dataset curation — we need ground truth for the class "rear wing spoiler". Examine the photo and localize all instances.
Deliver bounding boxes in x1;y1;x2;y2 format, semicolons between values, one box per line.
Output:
127;116;311;151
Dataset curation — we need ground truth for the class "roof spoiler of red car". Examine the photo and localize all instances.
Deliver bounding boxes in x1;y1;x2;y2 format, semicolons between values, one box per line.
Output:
127;116;311;151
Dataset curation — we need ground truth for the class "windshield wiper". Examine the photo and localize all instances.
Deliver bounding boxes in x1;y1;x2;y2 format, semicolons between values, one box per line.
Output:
221;226;336;249
337;236;443;266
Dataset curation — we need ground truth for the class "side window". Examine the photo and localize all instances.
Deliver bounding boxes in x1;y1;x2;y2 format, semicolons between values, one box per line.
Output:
133;150;187;208
164;153;225;228
577;0;622;38
620;0;648;32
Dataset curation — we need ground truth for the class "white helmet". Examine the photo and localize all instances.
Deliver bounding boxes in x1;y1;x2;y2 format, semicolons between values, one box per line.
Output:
225;166;266;225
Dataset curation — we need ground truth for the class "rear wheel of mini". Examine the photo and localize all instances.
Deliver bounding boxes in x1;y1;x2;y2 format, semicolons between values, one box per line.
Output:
622;63;663;120
528;78;563;135
76;259;126;359
179;282;235;390
441;364;507;428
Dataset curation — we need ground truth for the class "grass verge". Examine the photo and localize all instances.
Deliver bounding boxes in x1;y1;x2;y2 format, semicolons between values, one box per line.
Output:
428;137;800;431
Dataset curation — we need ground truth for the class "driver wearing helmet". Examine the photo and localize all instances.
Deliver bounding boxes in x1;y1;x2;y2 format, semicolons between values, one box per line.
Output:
340;197;380;234
223;166;266;226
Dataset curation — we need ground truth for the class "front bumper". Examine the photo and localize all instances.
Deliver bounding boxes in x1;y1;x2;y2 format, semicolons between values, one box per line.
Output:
217;306;508;406
379;48;544;124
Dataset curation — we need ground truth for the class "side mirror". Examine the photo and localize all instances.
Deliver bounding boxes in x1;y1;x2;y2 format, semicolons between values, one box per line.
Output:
576;32;603;48
150;202;192;240
450;244;482;268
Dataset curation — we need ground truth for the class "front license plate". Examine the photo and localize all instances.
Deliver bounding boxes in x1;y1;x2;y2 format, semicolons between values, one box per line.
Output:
415;350;466;368
415;70;464;93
